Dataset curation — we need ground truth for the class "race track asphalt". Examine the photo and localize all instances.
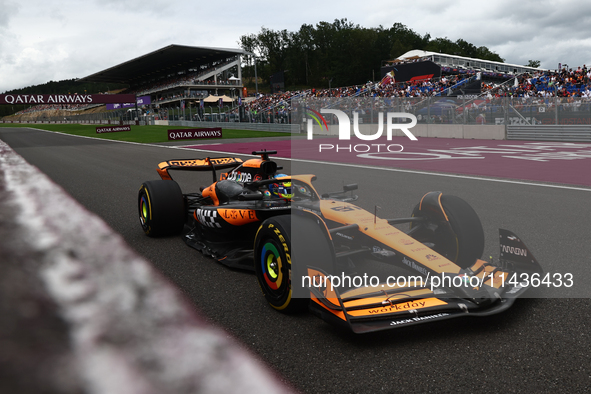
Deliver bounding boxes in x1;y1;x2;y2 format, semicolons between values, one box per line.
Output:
1;127;590;393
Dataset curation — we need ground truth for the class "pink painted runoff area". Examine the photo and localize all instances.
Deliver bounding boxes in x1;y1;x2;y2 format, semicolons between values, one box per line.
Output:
184;137;591;187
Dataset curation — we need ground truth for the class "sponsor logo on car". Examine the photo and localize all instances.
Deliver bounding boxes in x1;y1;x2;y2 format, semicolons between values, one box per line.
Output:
195;209;221;228
351;298;447;317
226;171;252;183
402;257;429;276
501;245;528;256
389;312;450;326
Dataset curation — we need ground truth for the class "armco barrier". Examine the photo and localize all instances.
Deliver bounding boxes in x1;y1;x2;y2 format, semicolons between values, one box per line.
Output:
507;125;591;141
0;139;293;394
168;120;299;133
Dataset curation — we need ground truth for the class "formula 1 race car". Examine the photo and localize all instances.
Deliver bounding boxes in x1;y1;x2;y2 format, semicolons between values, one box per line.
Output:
138;150;543;334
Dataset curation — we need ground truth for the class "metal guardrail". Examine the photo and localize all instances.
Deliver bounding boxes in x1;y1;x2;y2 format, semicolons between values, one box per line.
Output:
168;120;298;133
507;125;591;141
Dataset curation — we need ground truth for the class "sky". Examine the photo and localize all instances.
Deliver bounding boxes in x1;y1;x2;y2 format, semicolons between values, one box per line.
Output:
2;0;591;93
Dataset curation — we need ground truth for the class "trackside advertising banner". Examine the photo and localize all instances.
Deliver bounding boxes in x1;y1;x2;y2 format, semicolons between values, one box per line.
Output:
96;125;131;134
168;128;222;141
106;95;152;110
0;94;137;105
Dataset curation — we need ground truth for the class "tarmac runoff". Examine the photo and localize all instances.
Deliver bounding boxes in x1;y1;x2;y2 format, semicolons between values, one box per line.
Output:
185;137;591;188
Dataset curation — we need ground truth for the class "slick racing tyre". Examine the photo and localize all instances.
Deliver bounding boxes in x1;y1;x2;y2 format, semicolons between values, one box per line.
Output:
138;180;185;237
254;214;335;313
254;215;306;313
411;194;484;269
254;215;304;312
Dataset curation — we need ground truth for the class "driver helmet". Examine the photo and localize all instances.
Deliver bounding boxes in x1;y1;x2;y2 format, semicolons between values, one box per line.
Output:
268;174;293;200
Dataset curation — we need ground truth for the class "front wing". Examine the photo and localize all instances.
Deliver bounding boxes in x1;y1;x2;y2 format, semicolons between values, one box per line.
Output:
303;229;542;334
306;267;529;334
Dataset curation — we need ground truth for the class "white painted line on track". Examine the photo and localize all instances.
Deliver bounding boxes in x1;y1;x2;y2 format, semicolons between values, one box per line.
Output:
17;127;591;193
181;143;222;147
170;146;591;193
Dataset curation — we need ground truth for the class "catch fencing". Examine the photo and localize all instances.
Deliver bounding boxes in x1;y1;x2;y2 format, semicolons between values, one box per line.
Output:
4;95;591;141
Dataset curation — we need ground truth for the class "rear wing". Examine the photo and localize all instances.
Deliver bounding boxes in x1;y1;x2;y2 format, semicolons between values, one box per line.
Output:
157;157;243;181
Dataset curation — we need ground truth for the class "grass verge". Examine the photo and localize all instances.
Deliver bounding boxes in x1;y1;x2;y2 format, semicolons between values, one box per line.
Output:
0;123;292;143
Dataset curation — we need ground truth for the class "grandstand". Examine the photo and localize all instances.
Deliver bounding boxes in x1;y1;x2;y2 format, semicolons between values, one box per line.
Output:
4;43;590;130
386;49;545;77
78;44;250;119
379;49;547;97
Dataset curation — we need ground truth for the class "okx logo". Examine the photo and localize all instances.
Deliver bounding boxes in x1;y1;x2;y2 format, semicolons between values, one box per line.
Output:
305;108;418;153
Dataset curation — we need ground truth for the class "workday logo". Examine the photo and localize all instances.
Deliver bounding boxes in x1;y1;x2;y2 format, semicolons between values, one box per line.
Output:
305;108;418;153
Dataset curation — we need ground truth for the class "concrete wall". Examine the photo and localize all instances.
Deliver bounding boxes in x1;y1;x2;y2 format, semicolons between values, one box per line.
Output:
308;123;506;140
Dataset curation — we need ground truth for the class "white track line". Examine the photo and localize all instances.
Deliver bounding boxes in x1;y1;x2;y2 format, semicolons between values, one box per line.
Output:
18;127;591;193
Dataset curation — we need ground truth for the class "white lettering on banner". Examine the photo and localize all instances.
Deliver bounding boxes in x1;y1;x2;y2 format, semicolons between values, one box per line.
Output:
167;128;222;140
3;94;94;104
96;125;131;133
495;116;540;125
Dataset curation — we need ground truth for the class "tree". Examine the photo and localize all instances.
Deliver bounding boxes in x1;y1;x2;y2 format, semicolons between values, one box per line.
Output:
238;20;507;89
526;60;541;68
425;37;458;55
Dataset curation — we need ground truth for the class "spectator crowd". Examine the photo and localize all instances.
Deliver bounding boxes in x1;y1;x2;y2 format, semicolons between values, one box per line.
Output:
12;62;591;121
241;64;591;119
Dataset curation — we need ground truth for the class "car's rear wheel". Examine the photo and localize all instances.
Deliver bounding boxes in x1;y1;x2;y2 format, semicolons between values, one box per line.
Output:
138;180;185;237
410;194;484;268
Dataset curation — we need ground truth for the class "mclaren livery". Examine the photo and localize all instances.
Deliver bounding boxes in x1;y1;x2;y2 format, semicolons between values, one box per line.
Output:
138;150;542;334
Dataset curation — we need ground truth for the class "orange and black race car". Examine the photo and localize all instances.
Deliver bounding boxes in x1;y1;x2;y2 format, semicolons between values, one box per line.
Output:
138;150;543;334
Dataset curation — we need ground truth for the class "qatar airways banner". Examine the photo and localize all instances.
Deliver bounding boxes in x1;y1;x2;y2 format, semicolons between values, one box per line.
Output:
96;125;131;134
0;94;136;105
168;127;222;141
106;95;151;110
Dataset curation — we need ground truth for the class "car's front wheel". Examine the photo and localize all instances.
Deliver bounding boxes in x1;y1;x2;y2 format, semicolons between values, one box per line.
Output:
410;193;484;268
254;215;306;313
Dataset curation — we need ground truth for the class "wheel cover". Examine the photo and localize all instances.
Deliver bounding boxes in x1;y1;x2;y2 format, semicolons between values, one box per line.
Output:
260;242;283;290
139;195;149;225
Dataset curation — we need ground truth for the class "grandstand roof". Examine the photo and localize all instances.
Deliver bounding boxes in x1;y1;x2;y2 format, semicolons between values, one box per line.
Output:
78;45;249;85
394;50;546;72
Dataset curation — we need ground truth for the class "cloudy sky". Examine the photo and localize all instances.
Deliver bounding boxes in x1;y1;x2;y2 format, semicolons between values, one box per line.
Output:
1;0;591;93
